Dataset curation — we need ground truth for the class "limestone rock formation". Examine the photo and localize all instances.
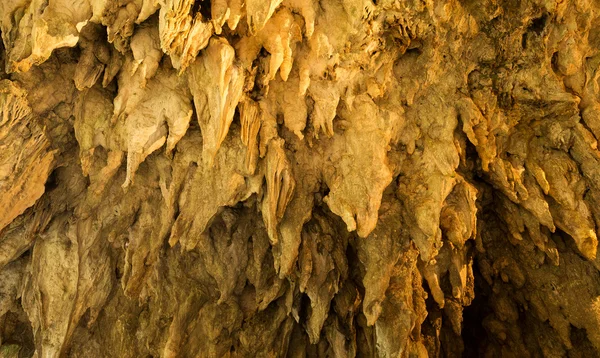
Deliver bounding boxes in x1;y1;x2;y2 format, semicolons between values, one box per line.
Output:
2;0;600;357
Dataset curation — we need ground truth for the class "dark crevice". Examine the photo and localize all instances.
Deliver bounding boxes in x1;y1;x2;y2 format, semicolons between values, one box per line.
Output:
527;13;548;35
198;0;212;20
461;256;492;358
44;169;59;191
405;46;423;57
191;0;201;15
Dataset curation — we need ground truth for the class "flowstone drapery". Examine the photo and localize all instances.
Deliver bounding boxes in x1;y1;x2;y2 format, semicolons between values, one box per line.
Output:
3;0;600;356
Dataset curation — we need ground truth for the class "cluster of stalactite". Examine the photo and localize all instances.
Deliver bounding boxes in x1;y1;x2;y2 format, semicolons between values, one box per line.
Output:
2;0;600;357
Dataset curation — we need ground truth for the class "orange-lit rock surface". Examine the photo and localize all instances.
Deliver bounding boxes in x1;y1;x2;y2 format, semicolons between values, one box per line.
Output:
3;0;600;356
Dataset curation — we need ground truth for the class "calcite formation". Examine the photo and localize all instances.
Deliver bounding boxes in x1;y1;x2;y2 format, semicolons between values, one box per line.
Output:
3;0;600;356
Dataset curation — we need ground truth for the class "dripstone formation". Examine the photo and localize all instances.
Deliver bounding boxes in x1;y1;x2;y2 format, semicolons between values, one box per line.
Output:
2;0;600;356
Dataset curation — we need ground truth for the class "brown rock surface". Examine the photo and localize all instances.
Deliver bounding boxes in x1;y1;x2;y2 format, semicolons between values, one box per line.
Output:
2;0;600;356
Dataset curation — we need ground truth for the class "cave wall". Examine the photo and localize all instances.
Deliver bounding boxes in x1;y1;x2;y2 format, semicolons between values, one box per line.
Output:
2;0;600;357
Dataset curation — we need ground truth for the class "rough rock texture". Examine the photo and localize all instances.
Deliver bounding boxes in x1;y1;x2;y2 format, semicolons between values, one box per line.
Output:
3;0;600;357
